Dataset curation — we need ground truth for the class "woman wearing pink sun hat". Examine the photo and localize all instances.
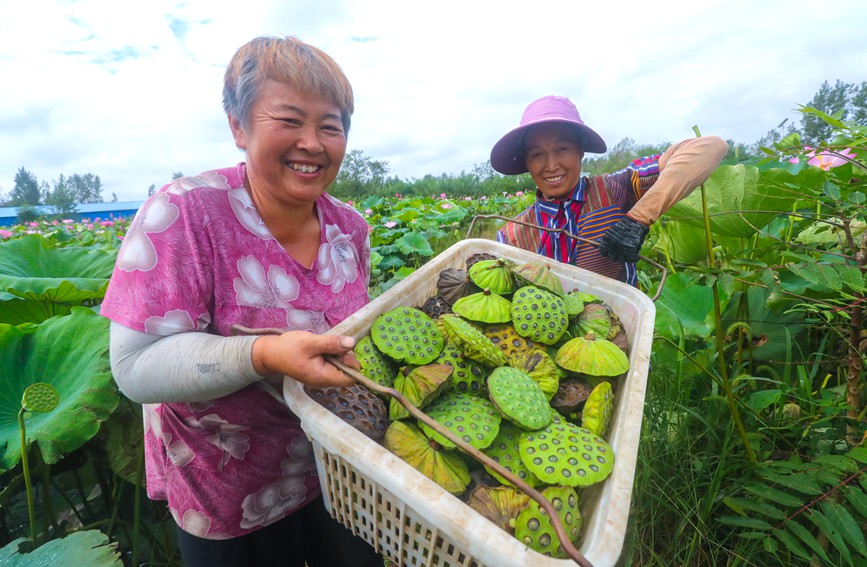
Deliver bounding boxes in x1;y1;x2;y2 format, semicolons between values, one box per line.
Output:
490;95;728;285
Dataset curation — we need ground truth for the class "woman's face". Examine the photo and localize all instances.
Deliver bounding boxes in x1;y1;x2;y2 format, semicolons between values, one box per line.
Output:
229;79;347;206
523;123;584;200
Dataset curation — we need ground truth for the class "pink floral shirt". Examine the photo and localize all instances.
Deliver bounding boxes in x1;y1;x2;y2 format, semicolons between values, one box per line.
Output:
101;163;371;539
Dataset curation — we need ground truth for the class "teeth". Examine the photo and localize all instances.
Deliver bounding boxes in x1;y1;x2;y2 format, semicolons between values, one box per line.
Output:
289;163;318;173
544;175;565;183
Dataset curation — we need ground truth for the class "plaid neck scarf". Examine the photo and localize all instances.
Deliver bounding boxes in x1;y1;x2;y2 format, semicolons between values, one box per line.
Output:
533;179;585;264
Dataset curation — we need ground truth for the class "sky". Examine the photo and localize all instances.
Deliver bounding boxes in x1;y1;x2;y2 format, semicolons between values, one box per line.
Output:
1;0;865;203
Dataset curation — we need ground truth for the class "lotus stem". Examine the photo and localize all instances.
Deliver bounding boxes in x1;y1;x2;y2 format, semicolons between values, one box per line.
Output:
18;407;38;546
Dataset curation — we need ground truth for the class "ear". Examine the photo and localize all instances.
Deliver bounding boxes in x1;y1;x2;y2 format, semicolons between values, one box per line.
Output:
228;114;247;150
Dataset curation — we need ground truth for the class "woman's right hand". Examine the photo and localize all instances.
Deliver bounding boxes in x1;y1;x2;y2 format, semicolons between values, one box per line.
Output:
251;330;360;388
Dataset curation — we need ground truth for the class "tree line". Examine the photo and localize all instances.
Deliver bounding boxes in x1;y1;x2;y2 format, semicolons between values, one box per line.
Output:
2;80;864;218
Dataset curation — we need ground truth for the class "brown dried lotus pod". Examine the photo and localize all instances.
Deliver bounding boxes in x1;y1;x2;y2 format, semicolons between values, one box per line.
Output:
512;261;564;297
468;259;515;295
510;285;569;345
512;485;582;559
371;306;444;365
465;252;498;270
418;392;501;450
569;302;612;339
304;384;389;441
435;342;488;397
610;328;629;353
385;420;471;495
555;333;630;377
519;414;615;487
437;268;479;305
483;323;538;358
354;335;397;392
581;381;615;438
468;485;530;534
418;295;452;319
549;377;592;415
388;364;453;421
451;289;512;324
481;420;543;488
441;314;508;368
508;348;564;400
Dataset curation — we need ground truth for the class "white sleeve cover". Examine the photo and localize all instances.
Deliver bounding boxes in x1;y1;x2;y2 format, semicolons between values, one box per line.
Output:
109;321;264;404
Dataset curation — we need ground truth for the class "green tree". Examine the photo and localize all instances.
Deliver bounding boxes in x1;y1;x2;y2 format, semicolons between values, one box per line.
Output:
43;174;79;217
331;149;390;198
10;167;41;205
801;80;852;143
67;173;104;203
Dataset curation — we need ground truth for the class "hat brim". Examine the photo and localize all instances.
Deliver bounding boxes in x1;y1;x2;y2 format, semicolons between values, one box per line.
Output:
490;119;607;175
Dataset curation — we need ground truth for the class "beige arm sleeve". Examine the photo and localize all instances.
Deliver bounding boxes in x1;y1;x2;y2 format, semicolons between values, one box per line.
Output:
627;135;729;226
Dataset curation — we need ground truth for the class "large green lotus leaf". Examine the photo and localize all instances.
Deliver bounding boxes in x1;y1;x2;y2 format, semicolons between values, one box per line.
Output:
665;165;823;238
0;294;73;325
0;530;122;566
0;307;118;472
652;220;708;265
97;399;144;485
654;272;729;341
0;234;116;302
721;287;805;362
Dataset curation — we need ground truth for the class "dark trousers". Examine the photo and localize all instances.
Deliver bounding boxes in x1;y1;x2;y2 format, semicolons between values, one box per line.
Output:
175;497;385;567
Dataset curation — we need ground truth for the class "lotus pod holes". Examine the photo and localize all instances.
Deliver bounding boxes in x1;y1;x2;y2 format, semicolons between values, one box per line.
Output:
510;285;569;345
481;421;542;488
21;383;60;412
304;384;389;441
371;306;444;365
419;392;502;450
519;416;615;487
354;336;396;391
487;367;554;431
512;485;582;558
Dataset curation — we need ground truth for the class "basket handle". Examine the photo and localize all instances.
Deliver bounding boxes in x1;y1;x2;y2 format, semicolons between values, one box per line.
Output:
231;324;594;567
466;214;668;302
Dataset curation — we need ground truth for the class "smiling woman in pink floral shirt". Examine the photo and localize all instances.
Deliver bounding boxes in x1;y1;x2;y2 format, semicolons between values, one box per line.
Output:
101;36;382;567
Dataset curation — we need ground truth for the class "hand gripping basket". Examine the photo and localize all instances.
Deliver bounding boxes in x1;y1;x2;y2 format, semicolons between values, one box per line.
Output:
283;239;655;567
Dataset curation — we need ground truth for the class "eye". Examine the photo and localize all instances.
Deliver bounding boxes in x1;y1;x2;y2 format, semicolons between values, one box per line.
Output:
280;118;302;127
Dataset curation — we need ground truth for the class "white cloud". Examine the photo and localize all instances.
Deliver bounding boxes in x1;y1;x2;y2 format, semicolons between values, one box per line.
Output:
1;0;865;201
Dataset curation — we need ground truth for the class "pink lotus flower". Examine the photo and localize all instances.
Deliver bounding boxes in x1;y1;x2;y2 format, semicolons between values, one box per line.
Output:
516;191;524;197
440;203;452;209
364;208;373;215
0;229;12;239
807;147;857;171
440;193;447;199
384;221;397;228
29;222;39;228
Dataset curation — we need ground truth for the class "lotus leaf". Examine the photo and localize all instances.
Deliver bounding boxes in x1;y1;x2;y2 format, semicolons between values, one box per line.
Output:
0;529;122;566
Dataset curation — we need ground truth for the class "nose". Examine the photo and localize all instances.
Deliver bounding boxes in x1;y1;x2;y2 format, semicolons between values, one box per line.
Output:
296;124;324;153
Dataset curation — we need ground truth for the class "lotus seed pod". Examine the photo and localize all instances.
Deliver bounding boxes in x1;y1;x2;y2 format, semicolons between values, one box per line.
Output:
21;382;60;412
487;366;554;431
581;381;615;438
508;348;564;400
385;420;471;494
468;259;515;295
562;292;586;317
549;377;592;415
371;306;444;365
440;314;508;367
418;392;502;450
481;421;543;488
510;285;569;345
570;302;612;339
304;384;389;441
354;336;397;392
607;308;625;341
519;415;615;487
483;323;538;358
555;333;630;377
388;364;453;421
451;289;512;324
437;268;480;306
512;261;564;297
435;342;488;397
465;252;498;271
468;485;530;534
418;295;453;319
512;485;582;558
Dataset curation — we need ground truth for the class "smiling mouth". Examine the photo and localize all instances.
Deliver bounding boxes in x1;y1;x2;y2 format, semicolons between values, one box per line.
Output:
543;174;565;184
288;162;319;173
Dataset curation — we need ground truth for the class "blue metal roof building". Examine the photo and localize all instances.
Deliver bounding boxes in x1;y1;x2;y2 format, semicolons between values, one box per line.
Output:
0;201;143;227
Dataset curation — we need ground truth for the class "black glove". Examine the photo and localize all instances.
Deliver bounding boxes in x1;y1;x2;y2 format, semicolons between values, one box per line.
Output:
597;216;649;263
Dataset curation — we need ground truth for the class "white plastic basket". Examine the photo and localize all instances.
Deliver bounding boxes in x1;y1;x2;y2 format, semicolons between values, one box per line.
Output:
283;239;655;567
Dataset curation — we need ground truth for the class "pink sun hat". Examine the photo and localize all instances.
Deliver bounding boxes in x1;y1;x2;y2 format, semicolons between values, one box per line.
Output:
490;95;607;175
